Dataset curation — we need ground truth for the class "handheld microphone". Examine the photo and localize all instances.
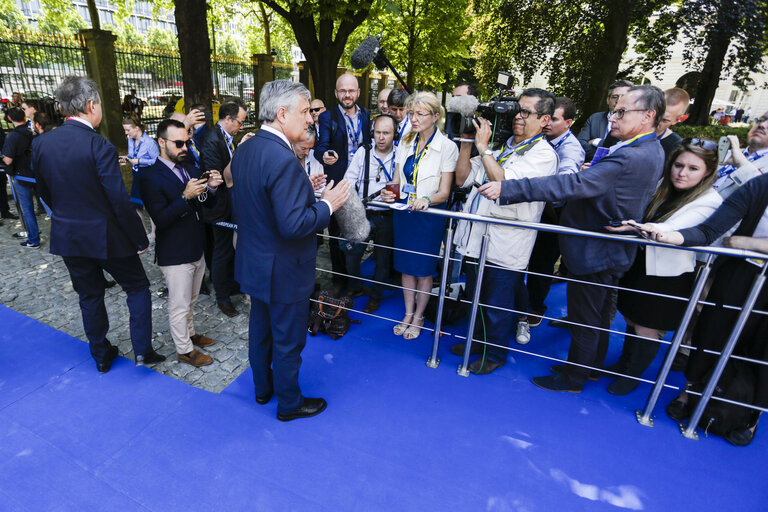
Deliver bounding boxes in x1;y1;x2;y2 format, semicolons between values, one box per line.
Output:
350;35;381;69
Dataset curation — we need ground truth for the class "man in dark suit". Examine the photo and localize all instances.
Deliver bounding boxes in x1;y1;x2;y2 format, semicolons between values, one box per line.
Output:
576;80;633;161
139;119;223;367
32;76;165;373
479;85;666;392
232;80;350;421
200;100;253;317
314;73;371;295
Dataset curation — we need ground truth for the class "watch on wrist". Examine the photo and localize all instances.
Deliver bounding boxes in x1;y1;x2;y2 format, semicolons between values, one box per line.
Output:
482;149;494;157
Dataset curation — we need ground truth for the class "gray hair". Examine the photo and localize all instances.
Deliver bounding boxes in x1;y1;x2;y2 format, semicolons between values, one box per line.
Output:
627;85;666;128
55;76;101;116
304;123;316;142
258;80;311;123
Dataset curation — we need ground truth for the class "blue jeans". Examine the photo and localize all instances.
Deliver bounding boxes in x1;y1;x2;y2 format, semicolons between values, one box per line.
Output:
464;258;523;363
13;178;39;245
340;211;393;299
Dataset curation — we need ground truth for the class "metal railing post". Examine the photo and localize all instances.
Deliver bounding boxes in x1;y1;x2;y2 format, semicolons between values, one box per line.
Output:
681;262;768;440
427;219;455;369
458;223;490;377
637;253;715;427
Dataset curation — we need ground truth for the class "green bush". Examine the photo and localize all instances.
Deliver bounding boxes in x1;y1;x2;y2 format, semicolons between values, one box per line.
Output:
671;124;750;146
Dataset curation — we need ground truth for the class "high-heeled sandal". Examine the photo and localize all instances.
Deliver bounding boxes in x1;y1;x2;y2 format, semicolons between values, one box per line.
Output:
393;313;414;336
403;316;425;340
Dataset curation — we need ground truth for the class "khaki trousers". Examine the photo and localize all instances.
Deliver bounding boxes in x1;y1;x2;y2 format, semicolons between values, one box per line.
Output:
160;255;206;354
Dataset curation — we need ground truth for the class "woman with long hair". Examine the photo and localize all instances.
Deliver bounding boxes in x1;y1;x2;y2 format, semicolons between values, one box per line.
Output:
605;140;722;395
381;92;457;339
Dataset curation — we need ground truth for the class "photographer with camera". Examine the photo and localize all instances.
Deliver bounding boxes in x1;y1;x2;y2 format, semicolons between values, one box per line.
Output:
715;111;768;199
480;85;666;392
449;88;558;374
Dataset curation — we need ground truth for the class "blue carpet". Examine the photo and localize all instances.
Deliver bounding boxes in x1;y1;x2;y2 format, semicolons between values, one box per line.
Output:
0;279;766;511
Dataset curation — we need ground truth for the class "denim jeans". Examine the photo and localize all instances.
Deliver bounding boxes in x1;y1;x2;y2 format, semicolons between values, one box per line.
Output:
13;178;39;245
340;211;393;299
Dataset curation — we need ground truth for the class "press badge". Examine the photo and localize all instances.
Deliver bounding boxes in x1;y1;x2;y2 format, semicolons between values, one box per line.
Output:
403;184;417;204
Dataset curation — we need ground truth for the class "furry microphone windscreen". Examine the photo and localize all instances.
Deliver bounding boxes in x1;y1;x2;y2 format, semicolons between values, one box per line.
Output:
446;94;480;116
334;191;371;243
350;36;381;69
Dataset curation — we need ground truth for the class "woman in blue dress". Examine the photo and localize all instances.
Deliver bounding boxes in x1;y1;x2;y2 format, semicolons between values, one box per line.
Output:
121;116;159;238
381;92;457;339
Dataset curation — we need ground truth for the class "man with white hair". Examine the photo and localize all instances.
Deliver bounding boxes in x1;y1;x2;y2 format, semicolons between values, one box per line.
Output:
715;112;768;198
231;80;350;421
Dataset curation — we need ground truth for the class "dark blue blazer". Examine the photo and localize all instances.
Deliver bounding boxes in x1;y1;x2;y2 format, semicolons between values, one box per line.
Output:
139;158;216;266
32;119;148;259
313;105;371;183
499;137;665;276
232;129;331;304
576;111;619;161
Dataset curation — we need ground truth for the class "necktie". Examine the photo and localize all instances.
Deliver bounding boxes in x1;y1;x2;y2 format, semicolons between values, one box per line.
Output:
174;165;190;184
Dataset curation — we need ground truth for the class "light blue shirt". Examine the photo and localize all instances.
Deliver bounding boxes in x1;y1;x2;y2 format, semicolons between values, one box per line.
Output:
127;132;159;171
549;129;585;175
339;104;363;161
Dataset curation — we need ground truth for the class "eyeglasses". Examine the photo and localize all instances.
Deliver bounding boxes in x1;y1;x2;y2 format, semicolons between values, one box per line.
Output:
609;108;647;120
336;89;358;95
517;108;539;120
685;138;717;151
309;107;324;113
231;118;244;127
411;111;436;119
161;138;188;149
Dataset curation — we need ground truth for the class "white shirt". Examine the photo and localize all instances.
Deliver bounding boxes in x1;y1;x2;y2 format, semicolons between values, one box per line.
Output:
67;116;94;129
344;145;395;210
394;128;457;200
395;116;412;147
455;137;558;270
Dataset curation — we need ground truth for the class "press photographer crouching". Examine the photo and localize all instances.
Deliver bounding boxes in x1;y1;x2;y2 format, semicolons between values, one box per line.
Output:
341;114;399;313
450;88;559;374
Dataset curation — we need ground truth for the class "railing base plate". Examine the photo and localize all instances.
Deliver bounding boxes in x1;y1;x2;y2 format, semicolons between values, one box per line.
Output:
426;358;440;369
680;423;699;440
457;365;470;377
635;410;654;427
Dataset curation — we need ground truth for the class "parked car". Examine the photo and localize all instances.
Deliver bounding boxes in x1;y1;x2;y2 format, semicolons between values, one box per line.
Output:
147;89;183;105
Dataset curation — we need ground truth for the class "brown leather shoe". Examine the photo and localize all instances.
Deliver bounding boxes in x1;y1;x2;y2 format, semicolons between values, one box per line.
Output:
218;301;238;317
177;349;213;367
190;334;215;348
363;297;381;313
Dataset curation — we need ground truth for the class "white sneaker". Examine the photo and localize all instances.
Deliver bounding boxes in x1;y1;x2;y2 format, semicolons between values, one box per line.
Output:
516;320;531;345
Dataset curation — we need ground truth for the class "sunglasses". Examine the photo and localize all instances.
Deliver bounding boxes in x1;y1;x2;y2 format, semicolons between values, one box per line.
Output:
685;138;717;151
161;138;188;149
309;107;324;113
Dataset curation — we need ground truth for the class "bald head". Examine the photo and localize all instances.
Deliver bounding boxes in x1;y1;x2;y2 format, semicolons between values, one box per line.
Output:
378;88;392;114
335;73;360;111
310;98;326;122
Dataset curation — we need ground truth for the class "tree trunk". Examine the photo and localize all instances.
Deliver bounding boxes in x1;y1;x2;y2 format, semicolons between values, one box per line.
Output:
258;2;272;54
576;0;635;127
174;0;213;112
686;19;731;126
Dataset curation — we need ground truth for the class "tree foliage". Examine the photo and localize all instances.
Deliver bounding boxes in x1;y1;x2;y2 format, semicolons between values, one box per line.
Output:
37;0;88;34
0;0;25;28
471;0;666;121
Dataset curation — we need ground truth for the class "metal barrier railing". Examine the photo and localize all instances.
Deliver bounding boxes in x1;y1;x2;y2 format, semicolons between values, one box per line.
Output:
308;199;768;441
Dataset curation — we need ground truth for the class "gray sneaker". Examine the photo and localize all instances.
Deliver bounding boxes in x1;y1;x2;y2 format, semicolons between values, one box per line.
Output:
516;320;531;345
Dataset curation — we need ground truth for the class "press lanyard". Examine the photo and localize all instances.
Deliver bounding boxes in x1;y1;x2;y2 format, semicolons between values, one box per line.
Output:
410;129;437;186
608;131;656;155
131;137;142;172
345;111;362;150
305;159;311;176
496;133;544;166
220;125;234;156
551;130;571;151
719;150;764;178
373;153;395;182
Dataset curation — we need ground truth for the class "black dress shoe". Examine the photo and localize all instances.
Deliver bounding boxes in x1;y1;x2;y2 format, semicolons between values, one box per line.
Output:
607;376;640;395
531;373;583;393
255;391;273;405
469;358;505;375
277;397;327;422
218;301;238;317
97;345;119;373
725;424;757;446
135;350;166;366
666;399;690;422
450;342;484;357
363;297;381;313
548;316;570;328
550;364;600;381
1;211;18;220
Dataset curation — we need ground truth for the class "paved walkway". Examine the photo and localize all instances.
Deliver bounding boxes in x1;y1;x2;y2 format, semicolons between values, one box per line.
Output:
0;208;336;393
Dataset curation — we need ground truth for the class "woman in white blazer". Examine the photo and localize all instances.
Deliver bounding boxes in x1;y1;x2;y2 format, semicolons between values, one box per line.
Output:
604;140;722;395
381;92;457;340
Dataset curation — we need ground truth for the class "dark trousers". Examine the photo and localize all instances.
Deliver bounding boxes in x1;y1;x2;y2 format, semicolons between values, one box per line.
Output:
62;254;152;364
342;211;393;299
615;325;661;378
328;216;348;287
248;296;310;413
563;269;622;386
211;224;237;304
526;205;563;313
464;258;523;363
0;171;9;214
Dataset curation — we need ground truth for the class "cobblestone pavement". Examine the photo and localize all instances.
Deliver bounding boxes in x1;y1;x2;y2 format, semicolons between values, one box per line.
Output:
0;209;336;393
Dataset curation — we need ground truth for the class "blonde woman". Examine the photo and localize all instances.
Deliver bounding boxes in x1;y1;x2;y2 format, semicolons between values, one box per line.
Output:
381;92;457;339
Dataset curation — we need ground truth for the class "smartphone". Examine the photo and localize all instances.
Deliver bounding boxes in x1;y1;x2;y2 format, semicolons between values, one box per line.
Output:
608;220;624;227
718;136;731;164
199;171;211;181
203;110;213;122
327;150;338;158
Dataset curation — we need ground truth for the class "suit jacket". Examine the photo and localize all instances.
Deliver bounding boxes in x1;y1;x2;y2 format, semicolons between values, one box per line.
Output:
32;119;148;259
499;137;665;276
200;124;233;174
139;158;216;266
577;111;619;161
314;105;371;183
232;128;332;304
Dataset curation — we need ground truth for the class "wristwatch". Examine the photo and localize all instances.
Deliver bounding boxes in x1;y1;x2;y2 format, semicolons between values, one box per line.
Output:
481;149;494;157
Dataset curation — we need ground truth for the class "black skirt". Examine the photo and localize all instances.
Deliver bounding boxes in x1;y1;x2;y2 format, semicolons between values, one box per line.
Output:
617;249;696;331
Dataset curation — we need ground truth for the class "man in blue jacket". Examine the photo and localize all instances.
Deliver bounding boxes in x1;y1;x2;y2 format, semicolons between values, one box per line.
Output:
139;119;223;367
32;76;165;373
313;73;371;295
232;80;350;421
479;85;666;392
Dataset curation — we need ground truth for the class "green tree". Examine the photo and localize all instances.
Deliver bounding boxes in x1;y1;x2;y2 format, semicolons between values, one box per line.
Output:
471;0;666;123
260;0;374;106
38;0;88;35
0;0;25;29
145;26;177;50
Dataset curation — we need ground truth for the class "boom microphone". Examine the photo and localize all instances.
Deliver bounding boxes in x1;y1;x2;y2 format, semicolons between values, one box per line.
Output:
350;35;381;69
335;191;371;243
446;94;480;116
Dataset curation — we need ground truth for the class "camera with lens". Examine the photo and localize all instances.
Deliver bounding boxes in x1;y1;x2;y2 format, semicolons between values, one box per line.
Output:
445;71;519;146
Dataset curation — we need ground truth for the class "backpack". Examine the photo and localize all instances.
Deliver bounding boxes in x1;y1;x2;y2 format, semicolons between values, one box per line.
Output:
689;361;756;437
308;291;360;340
